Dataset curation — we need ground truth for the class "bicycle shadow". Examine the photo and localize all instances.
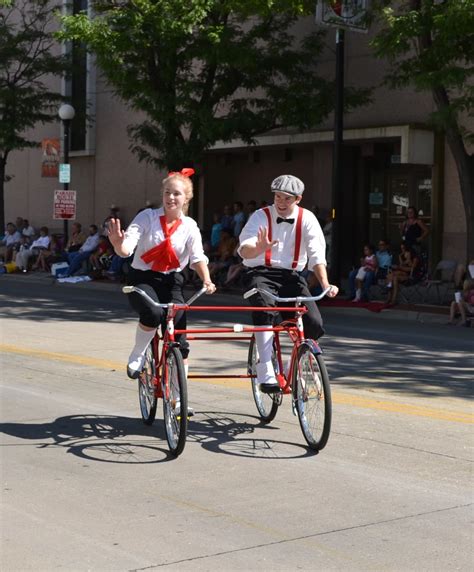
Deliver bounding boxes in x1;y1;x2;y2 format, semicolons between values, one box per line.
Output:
0;411;316;463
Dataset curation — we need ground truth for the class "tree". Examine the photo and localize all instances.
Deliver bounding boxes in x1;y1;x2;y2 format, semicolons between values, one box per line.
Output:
59;0;369;172
371;0;474;261
0;0;70;233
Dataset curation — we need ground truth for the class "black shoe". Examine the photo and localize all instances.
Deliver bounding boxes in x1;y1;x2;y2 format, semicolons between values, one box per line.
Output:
127;365;141;379
259;383;282;394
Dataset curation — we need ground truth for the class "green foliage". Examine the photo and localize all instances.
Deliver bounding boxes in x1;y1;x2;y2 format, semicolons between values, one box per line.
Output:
0;0;70;156
371;0;474;142
59;0;369;169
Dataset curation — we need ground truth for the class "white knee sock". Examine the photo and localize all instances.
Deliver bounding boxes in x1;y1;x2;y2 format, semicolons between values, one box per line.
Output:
128;324;155;367
254;330;274;365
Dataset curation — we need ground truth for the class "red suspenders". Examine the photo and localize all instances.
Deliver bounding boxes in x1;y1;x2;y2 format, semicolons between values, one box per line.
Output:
262;207;303;269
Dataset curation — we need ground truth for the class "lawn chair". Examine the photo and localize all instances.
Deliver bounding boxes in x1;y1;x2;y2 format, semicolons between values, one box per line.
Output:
423;259;458;304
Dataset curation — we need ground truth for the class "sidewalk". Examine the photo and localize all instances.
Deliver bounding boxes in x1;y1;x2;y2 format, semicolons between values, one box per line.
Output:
1;271;458;326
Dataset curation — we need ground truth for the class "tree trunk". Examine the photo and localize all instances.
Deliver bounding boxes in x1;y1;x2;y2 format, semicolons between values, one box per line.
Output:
0;154;6;235
432;87;474;263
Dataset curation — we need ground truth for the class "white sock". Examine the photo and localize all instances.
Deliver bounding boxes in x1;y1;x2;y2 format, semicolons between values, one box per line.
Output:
184;364;189;378
254;330;274;364
354;288;361;301
128;324;155;368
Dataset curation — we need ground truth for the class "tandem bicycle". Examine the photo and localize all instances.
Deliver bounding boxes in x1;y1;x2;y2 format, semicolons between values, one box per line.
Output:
122;285;332;456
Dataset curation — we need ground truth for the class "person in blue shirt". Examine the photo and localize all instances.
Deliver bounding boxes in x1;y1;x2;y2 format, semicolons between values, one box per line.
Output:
349;238;392;301
210;212;223;250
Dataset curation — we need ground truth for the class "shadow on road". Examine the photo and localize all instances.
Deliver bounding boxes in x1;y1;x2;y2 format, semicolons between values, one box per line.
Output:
0;412;315;463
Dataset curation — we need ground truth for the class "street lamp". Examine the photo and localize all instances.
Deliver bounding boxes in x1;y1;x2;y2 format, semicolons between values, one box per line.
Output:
58;103;75;243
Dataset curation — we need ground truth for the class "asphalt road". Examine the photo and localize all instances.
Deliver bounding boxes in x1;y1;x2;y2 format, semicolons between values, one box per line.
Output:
1;274;472;571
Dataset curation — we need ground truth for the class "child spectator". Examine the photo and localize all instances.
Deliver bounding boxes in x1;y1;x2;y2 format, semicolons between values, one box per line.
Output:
449;279;474;327
90;235;113;271
351;244;377;302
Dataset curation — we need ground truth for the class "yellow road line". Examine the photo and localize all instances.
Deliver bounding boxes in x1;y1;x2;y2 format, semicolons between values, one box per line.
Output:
1;343;472;425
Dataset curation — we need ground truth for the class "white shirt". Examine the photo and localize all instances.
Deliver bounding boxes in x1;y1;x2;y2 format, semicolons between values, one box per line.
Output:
31;235;50;249
238;204;327;271
123;207;208;273
22;225;36;238
80;233;100;253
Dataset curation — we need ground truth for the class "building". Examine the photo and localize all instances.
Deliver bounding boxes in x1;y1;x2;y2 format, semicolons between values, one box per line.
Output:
4;3;468;277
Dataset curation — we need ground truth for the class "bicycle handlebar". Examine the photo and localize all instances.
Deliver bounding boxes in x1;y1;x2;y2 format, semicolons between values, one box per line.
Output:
243;286;332;303
122;285;208;308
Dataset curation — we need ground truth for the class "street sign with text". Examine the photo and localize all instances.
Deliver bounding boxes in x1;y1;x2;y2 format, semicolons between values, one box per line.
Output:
315;0;370;33
59;163;71;184
53;190;76;220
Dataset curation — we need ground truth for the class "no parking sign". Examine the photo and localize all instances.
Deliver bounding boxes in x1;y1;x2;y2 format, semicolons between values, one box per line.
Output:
53;190;76;220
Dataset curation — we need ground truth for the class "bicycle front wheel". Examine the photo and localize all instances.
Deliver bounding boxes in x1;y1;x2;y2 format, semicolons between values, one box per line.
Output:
292;342;331;451
247;336;280;423
138;344;157;425
162;346;188;456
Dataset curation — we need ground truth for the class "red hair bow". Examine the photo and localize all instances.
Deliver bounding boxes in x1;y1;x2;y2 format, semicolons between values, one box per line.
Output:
167;168;195;178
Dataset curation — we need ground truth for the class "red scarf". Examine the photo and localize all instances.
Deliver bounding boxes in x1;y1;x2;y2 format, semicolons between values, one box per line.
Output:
140;215;182;272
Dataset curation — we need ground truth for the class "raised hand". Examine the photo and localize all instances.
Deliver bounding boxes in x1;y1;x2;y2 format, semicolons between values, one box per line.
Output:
107;218;124;249
255;226;278;256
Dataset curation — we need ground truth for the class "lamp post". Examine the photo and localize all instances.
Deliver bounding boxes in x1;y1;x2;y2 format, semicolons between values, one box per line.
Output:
58;103;75;243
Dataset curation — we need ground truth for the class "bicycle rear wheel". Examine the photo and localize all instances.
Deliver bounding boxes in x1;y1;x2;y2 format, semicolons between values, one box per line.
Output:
292;342;331;451
138;343;158;425
247;336;280;423
162;346;188;456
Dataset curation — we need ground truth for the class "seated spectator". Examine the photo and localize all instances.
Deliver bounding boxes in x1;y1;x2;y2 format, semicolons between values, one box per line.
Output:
210;212;223;251
232;201;246;237
64;224;100;276
220;204;233;234
208;229;237;281
33;234;62;272
17;218;36;244
374;239;393;280
64;222;87;254
15;226;51;272
386;242;424;305
449;279;474;327
349;243;377;302
0;223;22;262
222;247;244;289
90;235;113;271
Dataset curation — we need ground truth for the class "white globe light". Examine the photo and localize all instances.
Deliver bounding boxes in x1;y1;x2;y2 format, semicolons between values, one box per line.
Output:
58;104;75;121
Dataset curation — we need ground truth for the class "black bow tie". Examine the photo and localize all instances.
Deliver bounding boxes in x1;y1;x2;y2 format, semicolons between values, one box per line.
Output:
276;217;294;224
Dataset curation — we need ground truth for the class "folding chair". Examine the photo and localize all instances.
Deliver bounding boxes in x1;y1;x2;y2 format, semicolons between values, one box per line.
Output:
423;260;458;304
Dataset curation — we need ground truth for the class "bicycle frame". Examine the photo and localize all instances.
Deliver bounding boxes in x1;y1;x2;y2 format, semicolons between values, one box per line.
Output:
123;285;329;394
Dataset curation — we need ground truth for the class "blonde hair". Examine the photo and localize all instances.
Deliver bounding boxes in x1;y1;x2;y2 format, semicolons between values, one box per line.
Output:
161;173;194;214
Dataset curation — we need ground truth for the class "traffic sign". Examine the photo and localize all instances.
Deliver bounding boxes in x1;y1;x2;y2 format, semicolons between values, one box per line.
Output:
315;0;370;33
53;190;76;220
59;163;71;184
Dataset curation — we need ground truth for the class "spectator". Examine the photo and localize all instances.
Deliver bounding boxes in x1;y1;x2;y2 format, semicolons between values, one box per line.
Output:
90;235;114;271
16;217;36;244
400;206;429;251
15;227;51;272
0;223;22;262
208;228;237;281
386;242;424;305
210;212;223;250
222;246;244;289
449;279;474;327
246;200;257;217
350;244;377;302
64;224;100;276
322;213;332;264
33;234;62;272
232;201;246;237
348;239;393;301
220;204;233;233
64;222;87;254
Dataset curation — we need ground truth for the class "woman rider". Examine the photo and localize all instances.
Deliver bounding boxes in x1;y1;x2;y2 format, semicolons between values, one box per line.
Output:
108;169;216;379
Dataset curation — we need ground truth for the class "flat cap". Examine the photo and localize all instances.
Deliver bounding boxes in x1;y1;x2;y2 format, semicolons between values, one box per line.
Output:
270;175;304;196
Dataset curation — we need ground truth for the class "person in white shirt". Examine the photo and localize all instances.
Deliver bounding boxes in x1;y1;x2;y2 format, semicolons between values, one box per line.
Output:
108;169;216;379
238;175;338;393
15;226;51;271
0;223;23;262
65;225;100;276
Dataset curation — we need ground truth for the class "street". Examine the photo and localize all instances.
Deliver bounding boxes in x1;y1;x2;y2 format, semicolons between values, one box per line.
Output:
1;274;473;571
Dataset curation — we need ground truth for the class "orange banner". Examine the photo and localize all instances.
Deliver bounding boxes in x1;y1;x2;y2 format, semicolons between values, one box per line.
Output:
41;138;60;177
